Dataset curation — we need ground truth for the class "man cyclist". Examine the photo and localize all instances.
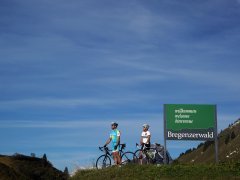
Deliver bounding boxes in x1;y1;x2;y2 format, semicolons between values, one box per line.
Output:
104;122;121;165
140;124;151;149
139;124;151;164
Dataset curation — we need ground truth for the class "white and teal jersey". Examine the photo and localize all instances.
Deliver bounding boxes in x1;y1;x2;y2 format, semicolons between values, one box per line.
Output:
110;129;120;151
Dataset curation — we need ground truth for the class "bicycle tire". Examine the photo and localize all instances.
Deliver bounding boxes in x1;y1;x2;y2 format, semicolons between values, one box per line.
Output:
134;148;156;164
134;149;151;164
157;151;170;164
133;149;142;164
121;151;136;165
96;155;111;169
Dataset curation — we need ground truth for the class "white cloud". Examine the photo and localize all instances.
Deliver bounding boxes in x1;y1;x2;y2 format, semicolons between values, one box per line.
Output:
93;73;167;85
109;58;240;92
0;119;104;128
0;94;155;109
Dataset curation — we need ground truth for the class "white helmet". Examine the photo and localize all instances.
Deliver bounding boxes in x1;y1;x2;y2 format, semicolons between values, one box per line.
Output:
142;124;150;129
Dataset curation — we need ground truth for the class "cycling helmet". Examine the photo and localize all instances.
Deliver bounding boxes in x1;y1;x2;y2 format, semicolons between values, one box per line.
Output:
142;124;150;129
111;122;118;127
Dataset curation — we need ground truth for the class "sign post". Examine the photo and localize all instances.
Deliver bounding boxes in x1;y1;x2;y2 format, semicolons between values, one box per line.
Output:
214;105;218;163
163;104;218;164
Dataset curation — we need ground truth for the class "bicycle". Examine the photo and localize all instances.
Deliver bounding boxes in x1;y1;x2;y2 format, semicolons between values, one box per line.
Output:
96;143;136;169
134;143;170;165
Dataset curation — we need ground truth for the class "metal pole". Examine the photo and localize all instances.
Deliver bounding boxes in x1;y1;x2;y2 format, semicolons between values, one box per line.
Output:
214;105;218;163
164;104;167;165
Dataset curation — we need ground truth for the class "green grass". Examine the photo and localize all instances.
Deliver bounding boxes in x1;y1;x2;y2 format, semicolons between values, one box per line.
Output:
71;162;240;180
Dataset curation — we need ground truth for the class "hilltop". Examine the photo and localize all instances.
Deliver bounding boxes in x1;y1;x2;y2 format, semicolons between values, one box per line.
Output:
70;163;240;180
177;118;240;163
0;154;68;180
71;118;240;180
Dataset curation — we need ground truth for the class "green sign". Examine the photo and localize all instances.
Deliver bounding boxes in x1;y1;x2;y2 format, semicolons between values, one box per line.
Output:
164;104;216;140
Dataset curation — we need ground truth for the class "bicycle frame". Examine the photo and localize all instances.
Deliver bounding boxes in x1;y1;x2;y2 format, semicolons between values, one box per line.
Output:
96;143;135;168
134;143;169;164
99;146;112;156
135;143;156;162
99;144;126;156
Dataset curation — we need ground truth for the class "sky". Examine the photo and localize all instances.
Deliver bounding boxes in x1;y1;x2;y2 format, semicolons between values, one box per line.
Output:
0;0;240;172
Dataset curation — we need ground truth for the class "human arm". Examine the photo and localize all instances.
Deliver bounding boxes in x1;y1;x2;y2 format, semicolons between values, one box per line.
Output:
104;137;112;147
146;134;151;144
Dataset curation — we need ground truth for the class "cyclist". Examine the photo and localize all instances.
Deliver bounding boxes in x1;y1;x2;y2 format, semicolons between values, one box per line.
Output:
140;124;151;149
104;122;121;165
139;124;151;164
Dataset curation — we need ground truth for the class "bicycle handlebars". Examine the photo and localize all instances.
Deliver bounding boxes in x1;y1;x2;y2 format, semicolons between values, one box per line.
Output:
99;143;126;152
99;146;108;151
135;143;164;151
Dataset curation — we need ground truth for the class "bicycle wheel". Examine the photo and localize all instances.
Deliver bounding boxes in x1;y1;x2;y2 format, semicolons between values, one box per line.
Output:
134;149;155;164
121;151;136;165
159;151;170;164
134;149;144;164
96;155;111;169
147;148;157;164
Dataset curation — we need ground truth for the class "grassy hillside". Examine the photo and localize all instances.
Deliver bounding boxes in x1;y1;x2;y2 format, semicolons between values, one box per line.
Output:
178;119;240;163
0;154;68;180
71;119;240;180
71;163;240;180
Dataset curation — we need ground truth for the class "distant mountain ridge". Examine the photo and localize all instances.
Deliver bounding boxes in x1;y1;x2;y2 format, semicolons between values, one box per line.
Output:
0;154;68;180
177;118;240;163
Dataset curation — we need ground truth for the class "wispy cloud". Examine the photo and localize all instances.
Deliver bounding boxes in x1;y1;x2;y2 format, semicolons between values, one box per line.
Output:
1;0;240;170
0;94;155;109
96;58;240;93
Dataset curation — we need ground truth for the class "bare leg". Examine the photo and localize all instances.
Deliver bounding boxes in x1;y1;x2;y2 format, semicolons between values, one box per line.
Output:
112;151;122;165
112;152;117;165
112;152;120;165
139;151;143;165
116;152;121;165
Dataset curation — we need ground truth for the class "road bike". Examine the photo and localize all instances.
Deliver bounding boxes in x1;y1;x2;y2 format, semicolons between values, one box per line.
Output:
96;144;136;169
134;143;170;165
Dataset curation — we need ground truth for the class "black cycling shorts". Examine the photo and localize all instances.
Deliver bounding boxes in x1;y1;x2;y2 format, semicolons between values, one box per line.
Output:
141;143;150;150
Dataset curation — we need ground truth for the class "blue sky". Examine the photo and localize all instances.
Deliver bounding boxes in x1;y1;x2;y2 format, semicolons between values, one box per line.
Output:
1;0;240;171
